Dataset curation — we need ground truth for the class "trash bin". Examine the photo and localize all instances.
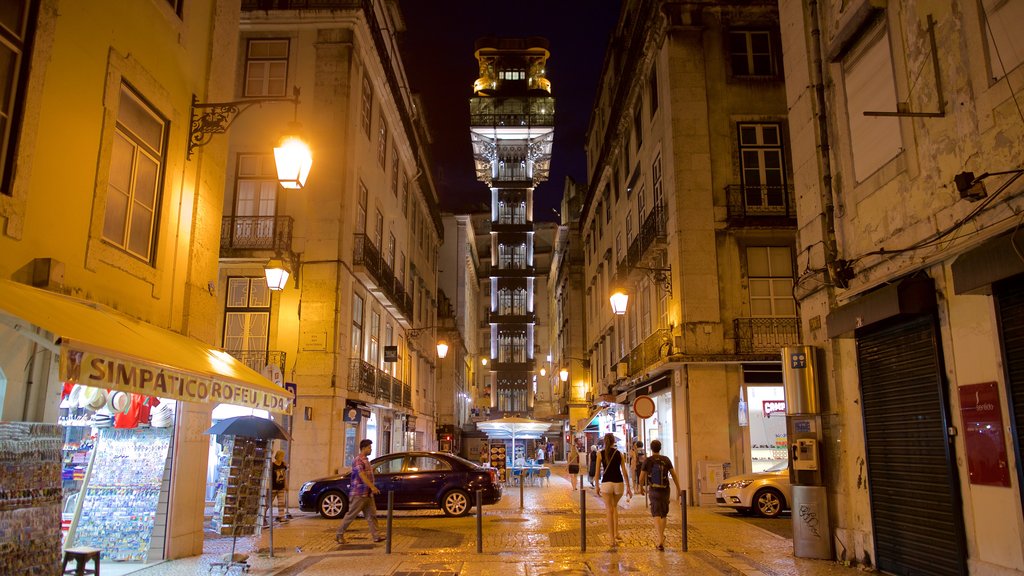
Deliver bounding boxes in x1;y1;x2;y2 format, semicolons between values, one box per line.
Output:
791;485;832;559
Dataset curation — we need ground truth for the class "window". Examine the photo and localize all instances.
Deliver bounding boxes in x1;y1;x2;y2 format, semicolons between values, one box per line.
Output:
648;67;659;116
385;322;394;374
378;115;388;168
164;0;183;17
842;23;901;181
625;212;634;245
746;247;796;317
406;456;451;472
223;278;271;362
373;456;404;475
402;174;409;216
738;124;785;210
244;39;289;97
387;232;396;270
103;84;166;262
370;310;381;366
351;293;364;357
391;146;400;195
233;154;278;244
374;210;383;249
0;0;34;195
361;75;373;138
637;184;647;224
633;106;643;150
615;232;622;263
356;181;368;234
652;154;663;208
982;0;1024;81
729;31;774;76
398;252;406;286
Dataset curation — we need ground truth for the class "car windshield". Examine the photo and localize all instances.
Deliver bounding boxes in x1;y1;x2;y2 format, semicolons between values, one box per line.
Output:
765;461;790;473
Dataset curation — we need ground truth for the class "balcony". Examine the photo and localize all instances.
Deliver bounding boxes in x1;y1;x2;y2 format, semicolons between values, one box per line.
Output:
353;234;413;322
616;204;667;281
487;310;536;324
469;96;555;128
734;317;801;354
220;216;293;257
228;349;286;374
348;359;413;408
725;185;797;227
619;329;672;377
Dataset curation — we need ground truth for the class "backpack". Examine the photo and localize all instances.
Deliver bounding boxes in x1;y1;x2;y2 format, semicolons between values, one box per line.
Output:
647;456;669;488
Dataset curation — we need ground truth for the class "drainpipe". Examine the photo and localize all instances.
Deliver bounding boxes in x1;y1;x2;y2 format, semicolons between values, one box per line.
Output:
808;0;842;301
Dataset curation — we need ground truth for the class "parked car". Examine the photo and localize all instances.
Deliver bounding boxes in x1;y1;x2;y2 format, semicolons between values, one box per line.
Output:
715;461;792;518
298;451;502;518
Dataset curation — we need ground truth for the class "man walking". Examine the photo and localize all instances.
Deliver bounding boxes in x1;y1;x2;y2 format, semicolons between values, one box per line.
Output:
335;439;385;544
639;439;682;551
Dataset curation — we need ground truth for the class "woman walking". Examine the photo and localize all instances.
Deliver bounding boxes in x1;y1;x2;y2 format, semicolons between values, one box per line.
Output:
567;443;581;490
586;445;598;488
594;433;632;549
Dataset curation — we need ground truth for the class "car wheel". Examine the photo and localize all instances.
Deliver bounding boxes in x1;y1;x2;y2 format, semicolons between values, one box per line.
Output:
753;488;784;518
319;491;348;519
441;489;470;516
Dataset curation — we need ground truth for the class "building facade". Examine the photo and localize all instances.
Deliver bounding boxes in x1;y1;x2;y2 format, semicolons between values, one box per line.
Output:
0;0;293;565
779;0;1024;574
581;0;797;503
470;37;555;418
219;0;443;493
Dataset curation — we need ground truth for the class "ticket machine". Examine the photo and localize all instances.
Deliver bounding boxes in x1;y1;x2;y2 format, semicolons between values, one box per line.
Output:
781;345;832;560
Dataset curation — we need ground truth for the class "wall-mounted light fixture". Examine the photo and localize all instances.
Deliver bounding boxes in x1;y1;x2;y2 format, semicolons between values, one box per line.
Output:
264;258;291;291
436;340;450;359
188;86;313;189
609;266;671;315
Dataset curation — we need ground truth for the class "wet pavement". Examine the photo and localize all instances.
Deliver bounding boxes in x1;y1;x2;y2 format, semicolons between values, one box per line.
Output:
127;466;863;576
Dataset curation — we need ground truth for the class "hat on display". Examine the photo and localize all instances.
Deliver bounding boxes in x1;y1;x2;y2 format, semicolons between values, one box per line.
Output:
91;409;114;428
107;390;130;414
69;384;85;409
151;403;173;428
83;387;107;412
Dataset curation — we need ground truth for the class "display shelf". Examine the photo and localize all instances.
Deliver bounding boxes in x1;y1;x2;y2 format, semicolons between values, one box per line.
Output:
70;427;172;562
211;436;268;536
0;422;64;575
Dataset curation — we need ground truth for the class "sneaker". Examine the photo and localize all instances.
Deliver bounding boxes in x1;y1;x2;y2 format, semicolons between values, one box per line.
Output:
335;533;346;544
285;513;293;519
656;544;665;552
373;535;386;542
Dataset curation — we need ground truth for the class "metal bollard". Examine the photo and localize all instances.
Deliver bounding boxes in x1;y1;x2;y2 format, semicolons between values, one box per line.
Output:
519;471;524;510
580;483;587;552
476;489;483;553
386;490;394;554
680;489;688;552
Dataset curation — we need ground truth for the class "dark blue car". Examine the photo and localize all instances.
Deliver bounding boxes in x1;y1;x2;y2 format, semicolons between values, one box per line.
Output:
297;451;502;518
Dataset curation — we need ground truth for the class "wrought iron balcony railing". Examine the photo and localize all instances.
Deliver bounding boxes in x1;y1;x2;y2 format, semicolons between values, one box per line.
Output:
734;317;801;354
221;215;293;254
618;328;672;377
353;234;413;319
227;349;287;374
725;185;797;226
348;359;413;407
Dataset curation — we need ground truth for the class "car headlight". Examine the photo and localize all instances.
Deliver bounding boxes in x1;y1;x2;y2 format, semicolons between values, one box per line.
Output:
721;480;753;489
300;481;315;494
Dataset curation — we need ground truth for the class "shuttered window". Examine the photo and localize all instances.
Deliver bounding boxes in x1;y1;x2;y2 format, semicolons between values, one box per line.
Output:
842;22;902;182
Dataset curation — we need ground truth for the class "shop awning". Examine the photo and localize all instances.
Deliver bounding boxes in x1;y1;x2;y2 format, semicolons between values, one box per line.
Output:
0;280;291;414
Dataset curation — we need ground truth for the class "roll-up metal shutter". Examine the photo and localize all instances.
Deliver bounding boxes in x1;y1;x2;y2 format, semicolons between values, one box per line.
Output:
994;274;1024;517
856;314;966;576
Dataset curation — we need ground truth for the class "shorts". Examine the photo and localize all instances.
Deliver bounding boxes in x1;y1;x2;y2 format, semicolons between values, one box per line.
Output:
600;481;624;495
648;487;670;517
567;464;580;474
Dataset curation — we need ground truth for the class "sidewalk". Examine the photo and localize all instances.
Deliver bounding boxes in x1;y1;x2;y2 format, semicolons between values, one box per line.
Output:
131;465;861;576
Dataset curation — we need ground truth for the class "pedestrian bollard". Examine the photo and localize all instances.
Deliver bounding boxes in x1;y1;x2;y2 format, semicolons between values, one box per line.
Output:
476;489;483;553
580;483;587;552
681;489;688;552
386;490;394;554
519;472;524;509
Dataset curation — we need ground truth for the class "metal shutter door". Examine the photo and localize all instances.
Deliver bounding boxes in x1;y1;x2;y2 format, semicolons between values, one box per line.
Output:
856;314;966;576
995;275;1024;516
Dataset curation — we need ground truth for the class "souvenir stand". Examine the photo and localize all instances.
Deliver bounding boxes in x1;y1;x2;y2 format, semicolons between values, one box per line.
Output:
206;415;290;574
0;422;64;575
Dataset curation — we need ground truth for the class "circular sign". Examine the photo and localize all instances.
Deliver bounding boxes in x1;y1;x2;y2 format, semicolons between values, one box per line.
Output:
633;395;656;419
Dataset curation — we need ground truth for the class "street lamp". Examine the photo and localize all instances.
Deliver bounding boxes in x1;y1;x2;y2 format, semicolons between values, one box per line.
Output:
559;368;569;382
188;86;313;189
264;258;291;291
609;291;628;315
608;266;671;314
436;340;449;359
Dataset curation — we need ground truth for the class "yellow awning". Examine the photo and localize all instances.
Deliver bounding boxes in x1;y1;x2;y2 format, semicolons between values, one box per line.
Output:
0;280;291;414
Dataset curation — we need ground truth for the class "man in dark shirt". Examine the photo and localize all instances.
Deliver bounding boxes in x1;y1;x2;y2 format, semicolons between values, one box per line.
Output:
270;450;291;522
639;439;682;551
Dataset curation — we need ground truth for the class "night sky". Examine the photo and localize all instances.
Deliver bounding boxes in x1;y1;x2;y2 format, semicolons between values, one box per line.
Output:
397;1;622;221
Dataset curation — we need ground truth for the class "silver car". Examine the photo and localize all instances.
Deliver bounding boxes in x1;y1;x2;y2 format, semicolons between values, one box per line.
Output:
715;461;791;518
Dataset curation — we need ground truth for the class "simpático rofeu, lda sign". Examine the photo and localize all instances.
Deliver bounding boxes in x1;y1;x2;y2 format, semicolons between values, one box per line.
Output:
61;347;292;414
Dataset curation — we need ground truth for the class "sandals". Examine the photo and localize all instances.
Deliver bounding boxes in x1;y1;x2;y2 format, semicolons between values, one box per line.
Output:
373;535;387;542
656;544;665;551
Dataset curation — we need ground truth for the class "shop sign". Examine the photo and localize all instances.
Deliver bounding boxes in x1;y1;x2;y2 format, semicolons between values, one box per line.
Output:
763;400;786;418
62;347;292;414
959;382;1010;487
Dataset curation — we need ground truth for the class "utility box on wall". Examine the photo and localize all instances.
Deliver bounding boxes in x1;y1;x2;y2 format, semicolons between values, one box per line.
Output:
697;460;730;505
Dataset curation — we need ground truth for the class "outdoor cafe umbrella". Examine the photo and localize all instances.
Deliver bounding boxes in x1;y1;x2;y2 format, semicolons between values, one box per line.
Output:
205;414;290;440
475;416;552;455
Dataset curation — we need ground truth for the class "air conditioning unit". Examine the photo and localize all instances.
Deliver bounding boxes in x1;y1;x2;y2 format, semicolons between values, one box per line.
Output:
615;362;628;379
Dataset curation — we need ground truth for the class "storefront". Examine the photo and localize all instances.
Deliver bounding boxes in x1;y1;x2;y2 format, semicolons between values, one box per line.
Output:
0;280;292;575
743;385;787;473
